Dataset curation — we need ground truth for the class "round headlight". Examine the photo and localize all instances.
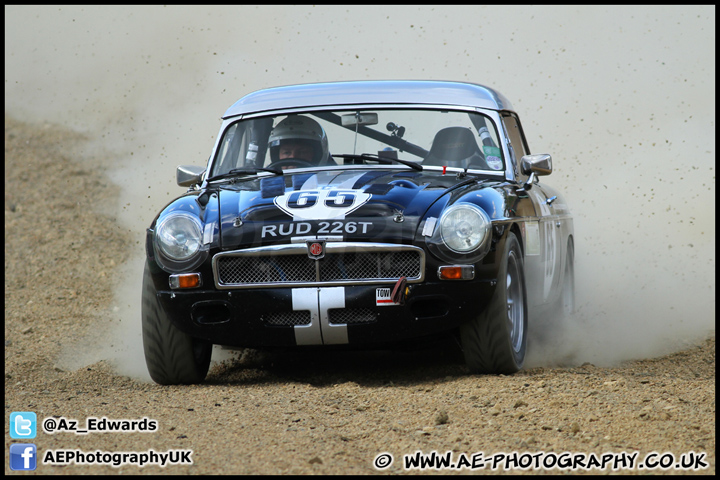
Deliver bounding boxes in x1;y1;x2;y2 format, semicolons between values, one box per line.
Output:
439;203;491;253
155;213;204;261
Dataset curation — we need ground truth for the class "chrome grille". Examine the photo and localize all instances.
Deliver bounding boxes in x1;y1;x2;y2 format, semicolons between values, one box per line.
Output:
218;255;315;284
319;251;420;282
213;242;424;289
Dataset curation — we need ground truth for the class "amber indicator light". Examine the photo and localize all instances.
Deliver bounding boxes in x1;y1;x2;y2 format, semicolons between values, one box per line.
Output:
169;273;202;289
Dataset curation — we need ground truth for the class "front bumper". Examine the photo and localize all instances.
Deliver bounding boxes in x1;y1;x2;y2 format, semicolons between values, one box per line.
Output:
155;280;495;348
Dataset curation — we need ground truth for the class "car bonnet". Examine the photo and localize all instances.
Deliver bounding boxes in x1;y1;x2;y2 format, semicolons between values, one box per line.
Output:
216;168;463;248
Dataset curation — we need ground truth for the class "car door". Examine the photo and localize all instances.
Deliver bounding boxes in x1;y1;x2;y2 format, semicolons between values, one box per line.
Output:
501;112;561;306
528;186;562;304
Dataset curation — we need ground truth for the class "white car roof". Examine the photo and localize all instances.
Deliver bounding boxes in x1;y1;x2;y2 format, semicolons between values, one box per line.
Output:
223;80;514;118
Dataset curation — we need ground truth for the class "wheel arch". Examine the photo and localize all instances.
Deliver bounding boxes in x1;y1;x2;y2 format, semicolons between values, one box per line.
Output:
509;222;525;257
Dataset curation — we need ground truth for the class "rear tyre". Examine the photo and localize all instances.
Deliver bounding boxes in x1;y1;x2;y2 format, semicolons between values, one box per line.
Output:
142;261;212;385
460;231;527;374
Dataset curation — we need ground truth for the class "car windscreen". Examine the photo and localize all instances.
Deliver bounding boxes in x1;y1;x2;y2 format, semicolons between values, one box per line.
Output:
210;109;505;177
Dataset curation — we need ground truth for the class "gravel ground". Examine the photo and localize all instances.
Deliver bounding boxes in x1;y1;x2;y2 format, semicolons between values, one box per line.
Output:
4;117;715;475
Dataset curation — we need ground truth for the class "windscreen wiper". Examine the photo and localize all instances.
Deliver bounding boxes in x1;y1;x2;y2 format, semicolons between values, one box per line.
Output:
207;166;283;182
332;153;423;171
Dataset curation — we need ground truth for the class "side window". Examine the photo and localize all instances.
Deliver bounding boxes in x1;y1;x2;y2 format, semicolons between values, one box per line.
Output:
501;113;530;181
214;123;246;175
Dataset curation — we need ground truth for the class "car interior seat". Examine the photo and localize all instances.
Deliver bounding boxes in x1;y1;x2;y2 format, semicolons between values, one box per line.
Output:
423;127;489;169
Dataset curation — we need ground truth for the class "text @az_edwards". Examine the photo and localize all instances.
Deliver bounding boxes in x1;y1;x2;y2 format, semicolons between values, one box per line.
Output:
42;416;157;434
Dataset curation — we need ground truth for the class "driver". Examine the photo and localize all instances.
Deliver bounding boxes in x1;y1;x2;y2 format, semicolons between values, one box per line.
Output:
267;115;330;168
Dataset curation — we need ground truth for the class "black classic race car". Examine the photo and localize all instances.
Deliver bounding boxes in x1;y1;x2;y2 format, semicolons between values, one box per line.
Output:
142;80;574;384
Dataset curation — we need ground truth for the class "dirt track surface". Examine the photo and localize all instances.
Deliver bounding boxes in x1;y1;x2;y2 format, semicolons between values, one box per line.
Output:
4;117;715;475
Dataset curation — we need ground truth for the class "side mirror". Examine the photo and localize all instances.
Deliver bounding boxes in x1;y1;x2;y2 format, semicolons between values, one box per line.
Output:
520;154;552;176
177;165;205;187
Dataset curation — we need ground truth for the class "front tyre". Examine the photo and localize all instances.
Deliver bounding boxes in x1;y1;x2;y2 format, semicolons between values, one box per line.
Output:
141;261;212;385
460;231;527;374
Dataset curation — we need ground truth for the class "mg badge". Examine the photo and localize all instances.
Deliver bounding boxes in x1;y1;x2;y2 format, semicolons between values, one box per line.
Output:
307;240;326;260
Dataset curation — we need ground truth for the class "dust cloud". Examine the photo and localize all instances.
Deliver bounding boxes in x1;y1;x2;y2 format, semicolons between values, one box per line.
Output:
5;5;714;379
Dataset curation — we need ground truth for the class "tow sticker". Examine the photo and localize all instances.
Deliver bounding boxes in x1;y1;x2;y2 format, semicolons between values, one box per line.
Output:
376;288;400;306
